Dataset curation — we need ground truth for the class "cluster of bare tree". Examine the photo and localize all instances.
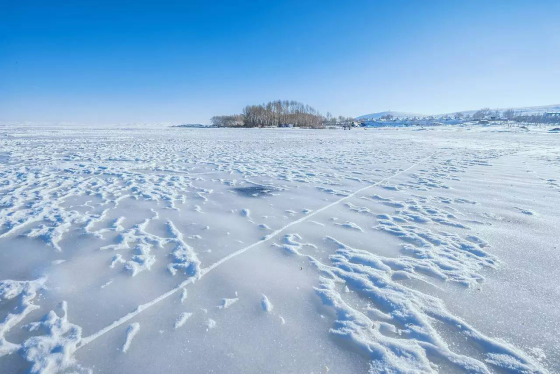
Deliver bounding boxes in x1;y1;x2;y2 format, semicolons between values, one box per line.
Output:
209;114;244;127
503;109;516;120
211;100;352;128
323;112;355;125
243;100;324;128
513;114;560;124
472;108;501;119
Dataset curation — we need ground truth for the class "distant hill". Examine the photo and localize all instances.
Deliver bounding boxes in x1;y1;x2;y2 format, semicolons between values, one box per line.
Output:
172;123;208;128
443;104;560;117
357;104;560;119
356;111;426;120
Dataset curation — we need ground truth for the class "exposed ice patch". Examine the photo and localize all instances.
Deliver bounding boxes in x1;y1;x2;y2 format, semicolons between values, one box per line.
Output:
233;186;276;198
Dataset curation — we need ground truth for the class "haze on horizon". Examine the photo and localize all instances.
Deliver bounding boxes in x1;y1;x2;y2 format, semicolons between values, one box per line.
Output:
1;0;559;125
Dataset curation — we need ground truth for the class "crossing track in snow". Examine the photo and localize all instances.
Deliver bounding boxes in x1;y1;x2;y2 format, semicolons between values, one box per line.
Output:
77;152;437;349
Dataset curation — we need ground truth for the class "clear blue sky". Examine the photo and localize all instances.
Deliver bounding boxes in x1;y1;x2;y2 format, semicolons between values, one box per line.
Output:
1;0;559;124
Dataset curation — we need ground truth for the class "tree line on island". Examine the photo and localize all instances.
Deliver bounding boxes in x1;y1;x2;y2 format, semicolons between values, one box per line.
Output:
211;100;354;128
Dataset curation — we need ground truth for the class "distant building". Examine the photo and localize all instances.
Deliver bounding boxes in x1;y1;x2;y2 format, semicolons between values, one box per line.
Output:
544;112;560;118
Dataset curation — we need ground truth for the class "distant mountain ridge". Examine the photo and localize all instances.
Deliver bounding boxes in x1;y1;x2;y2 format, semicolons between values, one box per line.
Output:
356;111;425;120
357;104;560;119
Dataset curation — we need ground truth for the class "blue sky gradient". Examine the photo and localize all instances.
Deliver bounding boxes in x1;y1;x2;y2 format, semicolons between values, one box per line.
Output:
1;0;559;124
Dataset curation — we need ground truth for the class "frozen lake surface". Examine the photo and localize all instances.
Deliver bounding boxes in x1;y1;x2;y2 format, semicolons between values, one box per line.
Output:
0;125;559;373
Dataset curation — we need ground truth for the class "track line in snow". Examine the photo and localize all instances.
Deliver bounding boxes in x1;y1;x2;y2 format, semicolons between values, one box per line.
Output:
77;153;435;350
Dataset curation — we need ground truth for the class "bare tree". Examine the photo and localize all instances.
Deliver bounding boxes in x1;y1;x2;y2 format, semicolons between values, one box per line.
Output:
211;115;244;127
212;100;355;128
241;100;326;128
503;109;516;120
473;108;491;119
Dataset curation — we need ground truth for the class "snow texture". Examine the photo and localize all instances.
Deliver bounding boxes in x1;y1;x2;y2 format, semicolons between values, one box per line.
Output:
1;124;558;373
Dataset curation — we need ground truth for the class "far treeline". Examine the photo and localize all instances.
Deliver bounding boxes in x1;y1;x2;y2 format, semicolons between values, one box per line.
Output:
211;100;353;128
463;108;560;123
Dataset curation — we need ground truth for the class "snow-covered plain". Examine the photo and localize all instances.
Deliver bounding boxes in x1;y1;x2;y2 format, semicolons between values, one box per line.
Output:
1;125;559;373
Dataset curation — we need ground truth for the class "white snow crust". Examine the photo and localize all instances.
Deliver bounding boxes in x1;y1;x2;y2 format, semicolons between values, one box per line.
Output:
1;124;558;373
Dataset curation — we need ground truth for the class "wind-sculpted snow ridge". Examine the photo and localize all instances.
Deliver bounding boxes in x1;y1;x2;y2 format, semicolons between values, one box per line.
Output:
217;297;238;309
174;312;193;329
21;301;90;373
323;238;544;372
95;213;201;278
261;295;273;312
0;126;557;373
369;204;497;286
0;185;91;252
277;233;545;373
121;323;140;353
347;192;496;278
166;220;202;277
0;278;46;357
397;150;509;192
